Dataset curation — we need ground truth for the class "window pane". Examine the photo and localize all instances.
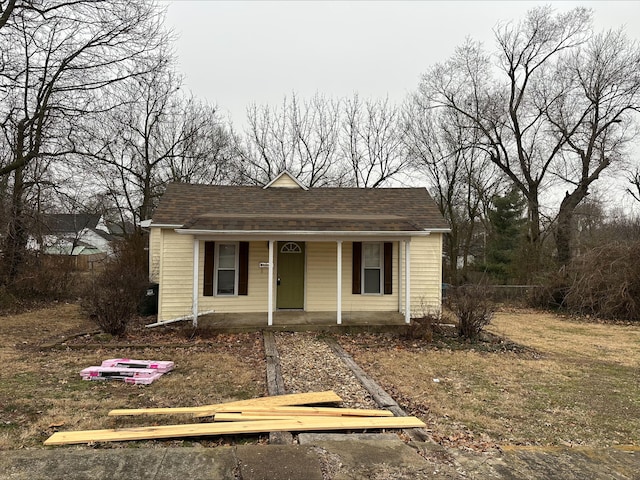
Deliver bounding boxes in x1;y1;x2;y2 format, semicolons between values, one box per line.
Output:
218;244;236;269
217;270;235;294
363;243;380;268
364;268;381;294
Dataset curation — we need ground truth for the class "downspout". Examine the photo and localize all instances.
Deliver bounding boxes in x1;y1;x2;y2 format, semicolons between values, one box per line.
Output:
337;240;342;325
192;238;199;327
405;240;411;324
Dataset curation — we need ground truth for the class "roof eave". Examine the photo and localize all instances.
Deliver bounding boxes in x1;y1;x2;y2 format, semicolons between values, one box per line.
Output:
174;228;448;238
149;223;183;228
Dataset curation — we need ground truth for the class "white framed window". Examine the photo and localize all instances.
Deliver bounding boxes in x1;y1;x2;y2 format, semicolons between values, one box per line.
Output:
362;242;382;294
215;242;238;295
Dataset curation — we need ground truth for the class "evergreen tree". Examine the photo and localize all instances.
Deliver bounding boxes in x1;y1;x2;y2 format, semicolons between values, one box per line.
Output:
484;187;527;283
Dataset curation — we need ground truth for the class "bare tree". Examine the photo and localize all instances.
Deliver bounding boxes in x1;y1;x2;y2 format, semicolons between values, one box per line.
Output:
404;98;503;284
547;29;640;264
0;0;166;281
235;93;410;188
0;0;93;32
84;62;236;227
235;93;345;187
342;95;409;187
419;6;640;267
627;167;640;204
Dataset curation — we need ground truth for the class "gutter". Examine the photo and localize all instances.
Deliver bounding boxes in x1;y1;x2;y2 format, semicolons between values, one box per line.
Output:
173;228;450;238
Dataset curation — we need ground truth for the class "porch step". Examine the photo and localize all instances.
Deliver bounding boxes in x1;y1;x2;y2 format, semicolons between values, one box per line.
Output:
193;323;412;334
193;311;410;334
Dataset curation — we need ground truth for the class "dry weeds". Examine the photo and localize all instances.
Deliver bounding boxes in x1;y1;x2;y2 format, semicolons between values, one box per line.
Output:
340;310;640;450
0;303;266;449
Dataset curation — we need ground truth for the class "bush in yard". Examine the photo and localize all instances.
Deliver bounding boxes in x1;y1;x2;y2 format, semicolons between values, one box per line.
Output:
12;253;78;300
82;234;148;336
529;270;570;310
446;283;495;340
402;314;439;342
564;241;640;321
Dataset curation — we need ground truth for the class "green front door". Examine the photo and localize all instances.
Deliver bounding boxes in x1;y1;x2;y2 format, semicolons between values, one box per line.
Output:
277;241;305;309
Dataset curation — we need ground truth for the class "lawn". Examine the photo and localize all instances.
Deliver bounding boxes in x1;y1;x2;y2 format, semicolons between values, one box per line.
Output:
2;303;639;451
0;303;266;449
339;310;640;450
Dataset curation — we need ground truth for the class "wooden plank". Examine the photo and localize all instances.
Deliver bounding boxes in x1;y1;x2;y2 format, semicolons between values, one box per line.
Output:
324;338;432;443
44;416;426;445
214;413;298;421
213;408;393;421
263;332;287;401
325;338;398;408
262;331;292;445
108;391;342;417
197;405;393;418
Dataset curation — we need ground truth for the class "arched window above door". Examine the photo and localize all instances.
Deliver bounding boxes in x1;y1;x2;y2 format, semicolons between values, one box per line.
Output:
280;242;302;253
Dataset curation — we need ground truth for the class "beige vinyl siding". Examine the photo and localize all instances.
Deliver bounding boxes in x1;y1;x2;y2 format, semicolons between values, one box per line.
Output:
155;234;443;321
197;241;271;313
157;230;194;321
341;242;399;312
149;227;161;283
270;175;302;189
305;242;337;311
408;234;443;316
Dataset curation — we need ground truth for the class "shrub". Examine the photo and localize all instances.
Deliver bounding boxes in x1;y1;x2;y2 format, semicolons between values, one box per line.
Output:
0;285;18;312
5;253;77;302
529;270;570;310
563;242;640;321
446;283;495;340
82;235;148;336
402;314;438;342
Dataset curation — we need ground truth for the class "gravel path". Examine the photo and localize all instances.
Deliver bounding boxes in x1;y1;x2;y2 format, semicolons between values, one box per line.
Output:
274;332;378;410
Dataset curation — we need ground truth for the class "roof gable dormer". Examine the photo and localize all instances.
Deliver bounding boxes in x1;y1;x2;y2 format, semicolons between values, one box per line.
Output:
263;171;308;190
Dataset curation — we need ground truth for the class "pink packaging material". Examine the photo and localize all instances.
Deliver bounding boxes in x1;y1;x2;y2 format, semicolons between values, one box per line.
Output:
80;366;165;384
100;358;175;373
123;372;164;385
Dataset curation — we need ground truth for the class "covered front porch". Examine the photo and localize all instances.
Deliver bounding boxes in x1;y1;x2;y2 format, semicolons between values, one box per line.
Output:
187;237;414;327
196;310;407;333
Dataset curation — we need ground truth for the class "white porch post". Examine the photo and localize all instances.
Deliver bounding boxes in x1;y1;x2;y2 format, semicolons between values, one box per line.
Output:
398;241;403;313
404;240;411;324
192;238;199;328
268;240;274;326
337;240;343;325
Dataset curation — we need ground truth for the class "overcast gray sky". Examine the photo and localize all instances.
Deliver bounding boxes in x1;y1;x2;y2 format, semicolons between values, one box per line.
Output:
162;1;640;130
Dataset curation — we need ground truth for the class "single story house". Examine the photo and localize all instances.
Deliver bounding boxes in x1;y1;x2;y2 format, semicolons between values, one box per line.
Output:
147;172;449;326
27;213;116;269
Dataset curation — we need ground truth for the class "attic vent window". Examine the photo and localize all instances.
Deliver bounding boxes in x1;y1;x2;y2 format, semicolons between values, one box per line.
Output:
280;242;302;254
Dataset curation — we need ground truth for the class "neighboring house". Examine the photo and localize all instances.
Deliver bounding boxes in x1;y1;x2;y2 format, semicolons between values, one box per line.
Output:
148;172;449;326
28;213;118;269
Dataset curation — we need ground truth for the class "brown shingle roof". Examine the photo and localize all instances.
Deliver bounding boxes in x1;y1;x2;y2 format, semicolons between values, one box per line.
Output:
152;183;449;232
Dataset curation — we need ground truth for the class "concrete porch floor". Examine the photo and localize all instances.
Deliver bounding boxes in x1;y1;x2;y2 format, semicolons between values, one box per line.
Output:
196;311;408;333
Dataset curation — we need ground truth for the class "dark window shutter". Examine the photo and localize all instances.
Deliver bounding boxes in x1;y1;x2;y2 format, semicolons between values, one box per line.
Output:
384;242;392;295
203;241;215;296
352;242;362;294
238;241;249;295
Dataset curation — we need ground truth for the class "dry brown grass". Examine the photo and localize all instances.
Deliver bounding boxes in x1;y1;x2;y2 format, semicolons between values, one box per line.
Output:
341;310;640;450
0;304;266;449
4;303;639;452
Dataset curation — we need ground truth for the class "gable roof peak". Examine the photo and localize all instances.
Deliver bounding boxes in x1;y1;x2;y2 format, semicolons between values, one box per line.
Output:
263;170;308;190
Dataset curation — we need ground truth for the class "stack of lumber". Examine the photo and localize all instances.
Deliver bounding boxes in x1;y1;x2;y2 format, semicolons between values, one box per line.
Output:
44;391;426;446
79;358;174;385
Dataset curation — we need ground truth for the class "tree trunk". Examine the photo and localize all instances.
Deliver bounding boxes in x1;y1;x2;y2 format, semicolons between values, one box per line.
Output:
3;165;27;284
556;189;587;266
